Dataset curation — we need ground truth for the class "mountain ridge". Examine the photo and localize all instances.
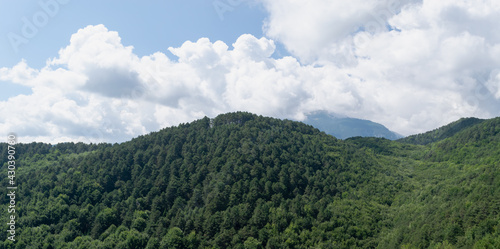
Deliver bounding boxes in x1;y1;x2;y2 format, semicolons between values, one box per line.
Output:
398;117;486;145
0;112;499;248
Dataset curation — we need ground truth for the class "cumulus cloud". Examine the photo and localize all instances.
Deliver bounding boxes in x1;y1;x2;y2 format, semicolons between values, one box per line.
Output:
259;0;420;64
258;0;500;133
3;0;500;143
0;25;353;143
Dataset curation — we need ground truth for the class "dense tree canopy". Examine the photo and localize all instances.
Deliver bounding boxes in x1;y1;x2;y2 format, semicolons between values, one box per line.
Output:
1;112;499;248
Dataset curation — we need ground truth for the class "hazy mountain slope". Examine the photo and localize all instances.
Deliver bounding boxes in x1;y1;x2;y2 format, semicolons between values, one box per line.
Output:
303;111;403;140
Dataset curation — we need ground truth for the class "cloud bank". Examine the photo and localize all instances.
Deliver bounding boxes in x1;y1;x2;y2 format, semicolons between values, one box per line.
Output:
2;0;500;143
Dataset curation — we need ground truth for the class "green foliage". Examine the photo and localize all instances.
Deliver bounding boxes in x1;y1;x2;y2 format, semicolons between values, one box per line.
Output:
1;112;500;248
244;236;262;249
161;227;185;249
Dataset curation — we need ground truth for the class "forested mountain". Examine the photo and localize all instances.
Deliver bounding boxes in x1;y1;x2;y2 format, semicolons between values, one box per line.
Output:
398;117;485;145
1;112;499;248
302;111;403;140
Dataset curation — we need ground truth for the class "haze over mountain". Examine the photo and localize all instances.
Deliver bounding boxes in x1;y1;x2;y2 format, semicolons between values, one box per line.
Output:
1;112;500;248
302;111;403;140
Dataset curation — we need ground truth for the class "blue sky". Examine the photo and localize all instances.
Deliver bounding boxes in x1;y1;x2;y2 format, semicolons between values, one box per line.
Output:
0;0;267;100
2;0;500;143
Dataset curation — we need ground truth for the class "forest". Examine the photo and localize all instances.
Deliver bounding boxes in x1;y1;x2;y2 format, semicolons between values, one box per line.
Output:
0;112;499;248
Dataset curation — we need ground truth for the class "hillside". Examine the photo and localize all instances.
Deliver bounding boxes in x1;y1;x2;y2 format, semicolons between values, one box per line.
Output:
1;112;499;248
398;117;485;145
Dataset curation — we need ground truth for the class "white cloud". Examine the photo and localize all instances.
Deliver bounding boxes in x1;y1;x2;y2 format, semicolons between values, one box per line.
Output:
259;0;420;64
3;0;500;143
258;0;500;134
0;60;38;86
0;25;351;143
51;24;138;72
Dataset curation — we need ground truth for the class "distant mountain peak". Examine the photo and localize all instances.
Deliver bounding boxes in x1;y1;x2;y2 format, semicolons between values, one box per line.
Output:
302;111;403;140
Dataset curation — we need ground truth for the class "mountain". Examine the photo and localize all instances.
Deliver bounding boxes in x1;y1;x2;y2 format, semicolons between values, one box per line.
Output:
1;112;499;248
398;117;485;145
302;111;403;140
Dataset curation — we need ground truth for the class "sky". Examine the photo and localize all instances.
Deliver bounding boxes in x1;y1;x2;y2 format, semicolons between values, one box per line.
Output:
1;0;500;143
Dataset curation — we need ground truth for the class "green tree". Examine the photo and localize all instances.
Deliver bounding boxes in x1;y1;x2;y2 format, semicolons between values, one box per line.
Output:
160;227;185;249
244;237;262;249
